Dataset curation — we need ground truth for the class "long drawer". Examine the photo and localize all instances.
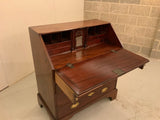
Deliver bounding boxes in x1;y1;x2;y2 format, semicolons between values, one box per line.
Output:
55;72;116;103
55;77;117;118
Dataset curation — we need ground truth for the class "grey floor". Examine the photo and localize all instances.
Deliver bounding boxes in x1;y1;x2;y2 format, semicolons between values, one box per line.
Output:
0;58;160;120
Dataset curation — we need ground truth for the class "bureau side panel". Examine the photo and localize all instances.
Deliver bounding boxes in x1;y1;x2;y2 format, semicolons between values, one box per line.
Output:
106;24;122;47
29;28;56;117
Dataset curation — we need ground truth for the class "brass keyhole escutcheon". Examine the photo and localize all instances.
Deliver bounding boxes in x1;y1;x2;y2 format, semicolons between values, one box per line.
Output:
71;102;79;109
101;87;108;93
88;92;95;97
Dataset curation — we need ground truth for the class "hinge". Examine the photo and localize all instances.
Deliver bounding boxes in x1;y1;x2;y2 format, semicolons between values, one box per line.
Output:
66;63;74;68
111;50;117;53
112;68;125;76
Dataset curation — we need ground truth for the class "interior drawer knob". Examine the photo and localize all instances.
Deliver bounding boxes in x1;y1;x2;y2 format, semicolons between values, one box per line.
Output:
71;102;79;109
101;87;108;93
88;92;95;97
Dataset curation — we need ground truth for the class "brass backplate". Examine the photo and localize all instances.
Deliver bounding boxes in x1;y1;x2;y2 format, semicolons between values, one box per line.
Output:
71;102;79;109
101;87;108;93
88;92;95;97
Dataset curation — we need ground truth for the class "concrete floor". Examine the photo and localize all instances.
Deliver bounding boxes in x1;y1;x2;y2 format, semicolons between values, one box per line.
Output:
0;58;160;120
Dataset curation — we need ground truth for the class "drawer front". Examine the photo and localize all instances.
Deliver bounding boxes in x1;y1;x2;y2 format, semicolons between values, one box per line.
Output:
56;79;117;118
56;72;116;103
55;73;77;103
87;34;105;46
78;79;116;105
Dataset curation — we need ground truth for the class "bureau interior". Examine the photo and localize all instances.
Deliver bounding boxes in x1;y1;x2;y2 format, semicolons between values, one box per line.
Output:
41;24;121;56
42;30;72;55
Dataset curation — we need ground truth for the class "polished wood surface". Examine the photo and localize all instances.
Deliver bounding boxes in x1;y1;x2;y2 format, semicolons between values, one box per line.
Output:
30;19;108;34
46;40;72;56
29;29;56;117
29;19;149;120
51;44;121;69
56;48;149;95
55;79;117;119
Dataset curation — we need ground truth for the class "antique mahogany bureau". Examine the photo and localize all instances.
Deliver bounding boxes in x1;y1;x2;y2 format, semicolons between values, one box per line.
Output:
29;19;149;120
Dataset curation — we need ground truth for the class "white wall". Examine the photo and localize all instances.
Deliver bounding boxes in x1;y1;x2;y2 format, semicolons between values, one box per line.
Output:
0;57;8;90
0;0;84;85
54;0;84;23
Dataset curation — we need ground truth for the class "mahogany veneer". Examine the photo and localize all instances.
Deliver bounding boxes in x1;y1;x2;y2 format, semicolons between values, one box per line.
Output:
29;19;149;120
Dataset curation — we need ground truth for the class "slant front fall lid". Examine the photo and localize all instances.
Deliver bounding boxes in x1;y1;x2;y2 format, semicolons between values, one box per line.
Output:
56;49;149;96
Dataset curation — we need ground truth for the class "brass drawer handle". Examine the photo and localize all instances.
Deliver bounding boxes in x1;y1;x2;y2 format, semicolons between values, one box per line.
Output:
88;92;95;97
75;97;79;101
71;102;79;109
101;87;108;93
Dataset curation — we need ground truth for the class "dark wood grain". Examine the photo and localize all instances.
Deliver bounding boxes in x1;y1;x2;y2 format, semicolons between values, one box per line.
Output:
51;44;121;69
29;28;56;117
48;46;71;56
29;19;149;120
105;24;122;47
30;19;109;34
55;79;117;119
46;40;71;50
56;48;149;95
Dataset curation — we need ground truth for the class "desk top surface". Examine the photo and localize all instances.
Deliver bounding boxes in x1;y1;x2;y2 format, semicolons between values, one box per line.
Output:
30;19;109;34
56;48;149;95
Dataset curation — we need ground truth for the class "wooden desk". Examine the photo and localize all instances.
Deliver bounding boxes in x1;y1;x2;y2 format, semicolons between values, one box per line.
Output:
29;19;149;120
